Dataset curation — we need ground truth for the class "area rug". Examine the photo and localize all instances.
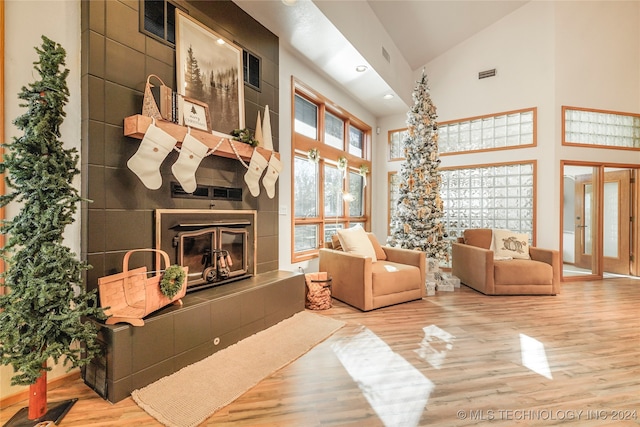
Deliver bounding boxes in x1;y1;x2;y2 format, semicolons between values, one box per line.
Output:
131;311;345;427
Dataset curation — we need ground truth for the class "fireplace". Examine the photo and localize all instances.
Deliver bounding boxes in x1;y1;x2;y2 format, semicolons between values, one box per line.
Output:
155;209;256;292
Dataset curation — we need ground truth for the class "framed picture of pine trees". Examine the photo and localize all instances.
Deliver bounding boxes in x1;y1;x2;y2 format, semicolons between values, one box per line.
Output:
176;9;245;136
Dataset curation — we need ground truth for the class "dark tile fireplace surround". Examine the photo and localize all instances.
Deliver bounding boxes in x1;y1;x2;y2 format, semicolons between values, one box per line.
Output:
80;1;304;402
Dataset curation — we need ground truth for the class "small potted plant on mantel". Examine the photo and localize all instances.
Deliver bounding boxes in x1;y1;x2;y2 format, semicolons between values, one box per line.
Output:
0;36;104;426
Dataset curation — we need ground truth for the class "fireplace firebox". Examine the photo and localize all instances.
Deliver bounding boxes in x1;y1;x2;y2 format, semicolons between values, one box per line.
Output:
175;223;249;287
155;209;256;292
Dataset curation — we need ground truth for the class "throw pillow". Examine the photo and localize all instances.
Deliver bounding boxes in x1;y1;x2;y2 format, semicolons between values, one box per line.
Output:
367;233;387;261
492;229;531;260
331;233;343;251
337;226;378;262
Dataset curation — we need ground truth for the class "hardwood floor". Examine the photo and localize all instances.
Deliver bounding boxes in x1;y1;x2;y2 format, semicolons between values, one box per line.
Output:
2;279;639;426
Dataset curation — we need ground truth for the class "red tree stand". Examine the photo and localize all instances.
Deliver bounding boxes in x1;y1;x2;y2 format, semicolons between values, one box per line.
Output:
3;364;77;427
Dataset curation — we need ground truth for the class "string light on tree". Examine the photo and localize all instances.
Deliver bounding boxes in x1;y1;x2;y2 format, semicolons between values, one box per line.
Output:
388;70;448;263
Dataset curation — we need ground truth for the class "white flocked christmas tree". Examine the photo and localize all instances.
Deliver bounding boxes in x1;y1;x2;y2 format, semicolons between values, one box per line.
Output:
388;70;448;263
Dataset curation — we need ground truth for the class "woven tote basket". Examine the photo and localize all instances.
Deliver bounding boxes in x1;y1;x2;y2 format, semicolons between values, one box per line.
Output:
98;249;188;326
304;272;332;310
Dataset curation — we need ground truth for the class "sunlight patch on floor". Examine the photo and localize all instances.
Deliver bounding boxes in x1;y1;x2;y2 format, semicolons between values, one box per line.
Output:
414;324;455;369
520;333;552;379
331;326;434;427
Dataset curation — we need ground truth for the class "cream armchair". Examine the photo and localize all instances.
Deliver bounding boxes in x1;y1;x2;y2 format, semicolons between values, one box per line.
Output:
319;230;425;311
451;228;560;295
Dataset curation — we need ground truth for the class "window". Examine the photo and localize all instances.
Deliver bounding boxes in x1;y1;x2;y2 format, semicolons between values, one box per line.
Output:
388;128;407;161
141;0;179;45
563;106;640;150
243;50;261;91
325;111;344;149
292;79;372;261
438;108;536;155
440;162;536;246
387;172;401;235
349;126;364;157
294;94;318;139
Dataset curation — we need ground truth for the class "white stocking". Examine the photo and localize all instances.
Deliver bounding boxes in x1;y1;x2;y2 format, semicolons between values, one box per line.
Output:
262;153;282;199
127;121;176;190
171;132;209;193
244;150;268;197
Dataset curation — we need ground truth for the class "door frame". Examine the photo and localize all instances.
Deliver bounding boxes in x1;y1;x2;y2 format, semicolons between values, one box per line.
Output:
560;161;638;282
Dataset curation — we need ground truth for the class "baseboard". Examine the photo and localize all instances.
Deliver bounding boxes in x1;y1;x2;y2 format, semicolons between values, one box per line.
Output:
0;370;81;410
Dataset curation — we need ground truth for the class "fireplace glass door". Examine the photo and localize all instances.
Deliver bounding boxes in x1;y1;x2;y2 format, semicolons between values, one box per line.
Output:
219;227;248;278
178;227;217;286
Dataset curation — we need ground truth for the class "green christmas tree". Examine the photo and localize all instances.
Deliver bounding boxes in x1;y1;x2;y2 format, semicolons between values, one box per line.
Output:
0;36;103;417
388;70;448;262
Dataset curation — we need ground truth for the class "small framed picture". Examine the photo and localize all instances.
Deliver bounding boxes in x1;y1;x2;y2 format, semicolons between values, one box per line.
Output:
182;97;211;131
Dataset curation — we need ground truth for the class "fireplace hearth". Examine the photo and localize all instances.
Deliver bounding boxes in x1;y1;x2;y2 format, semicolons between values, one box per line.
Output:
156;209;256;292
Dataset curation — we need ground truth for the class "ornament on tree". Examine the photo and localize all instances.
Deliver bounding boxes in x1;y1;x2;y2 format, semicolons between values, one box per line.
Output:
388;70;448;263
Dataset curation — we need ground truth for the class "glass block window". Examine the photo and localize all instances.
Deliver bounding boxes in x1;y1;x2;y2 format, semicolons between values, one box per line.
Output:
388;128;407;161
440;162;535;243
563;106;640;149
439;108;536;154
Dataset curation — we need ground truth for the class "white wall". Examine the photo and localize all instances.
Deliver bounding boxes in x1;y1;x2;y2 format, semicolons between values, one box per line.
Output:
2;0;82;401
374;1;640;250
277;46;378;273
372;112;406;239
555;0;640;163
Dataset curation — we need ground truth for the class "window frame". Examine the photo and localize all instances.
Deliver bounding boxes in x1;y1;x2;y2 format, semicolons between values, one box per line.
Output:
242;48;261;92
387;171;401;235
139;0;183;46
291;78;372;262
388;128;407;161
562;105;640;151
438;107;537;156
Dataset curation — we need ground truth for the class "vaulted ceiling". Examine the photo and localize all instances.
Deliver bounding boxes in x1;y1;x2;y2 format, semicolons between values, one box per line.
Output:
233;0;529;117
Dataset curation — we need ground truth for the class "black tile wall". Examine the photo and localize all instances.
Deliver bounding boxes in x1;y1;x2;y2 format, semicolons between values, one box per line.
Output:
81;0;280;292
84;271;305;403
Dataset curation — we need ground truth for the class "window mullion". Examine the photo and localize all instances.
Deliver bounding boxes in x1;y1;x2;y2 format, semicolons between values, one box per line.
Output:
319;104;326;145
292;80;371;257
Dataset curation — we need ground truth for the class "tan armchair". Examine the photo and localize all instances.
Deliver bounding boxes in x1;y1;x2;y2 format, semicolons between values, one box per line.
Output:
451;228;560;295
319;232;425;311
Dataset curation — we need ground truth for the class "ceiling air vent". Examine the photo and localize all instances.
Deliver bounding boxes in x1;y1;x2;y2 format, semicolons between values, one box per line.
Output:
479;69;497;79
382;46;390;63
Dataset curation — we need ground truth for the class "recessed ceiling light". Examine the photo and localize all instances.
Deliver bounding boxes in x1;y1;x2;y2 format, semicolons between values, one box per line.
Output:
355;65;368;73
216;38;225;45
383;94;394;100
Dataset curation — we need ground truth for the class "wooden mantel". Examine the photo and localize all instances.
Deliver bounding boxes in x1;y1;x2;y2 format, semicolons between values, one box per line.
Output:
123;115;278;162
